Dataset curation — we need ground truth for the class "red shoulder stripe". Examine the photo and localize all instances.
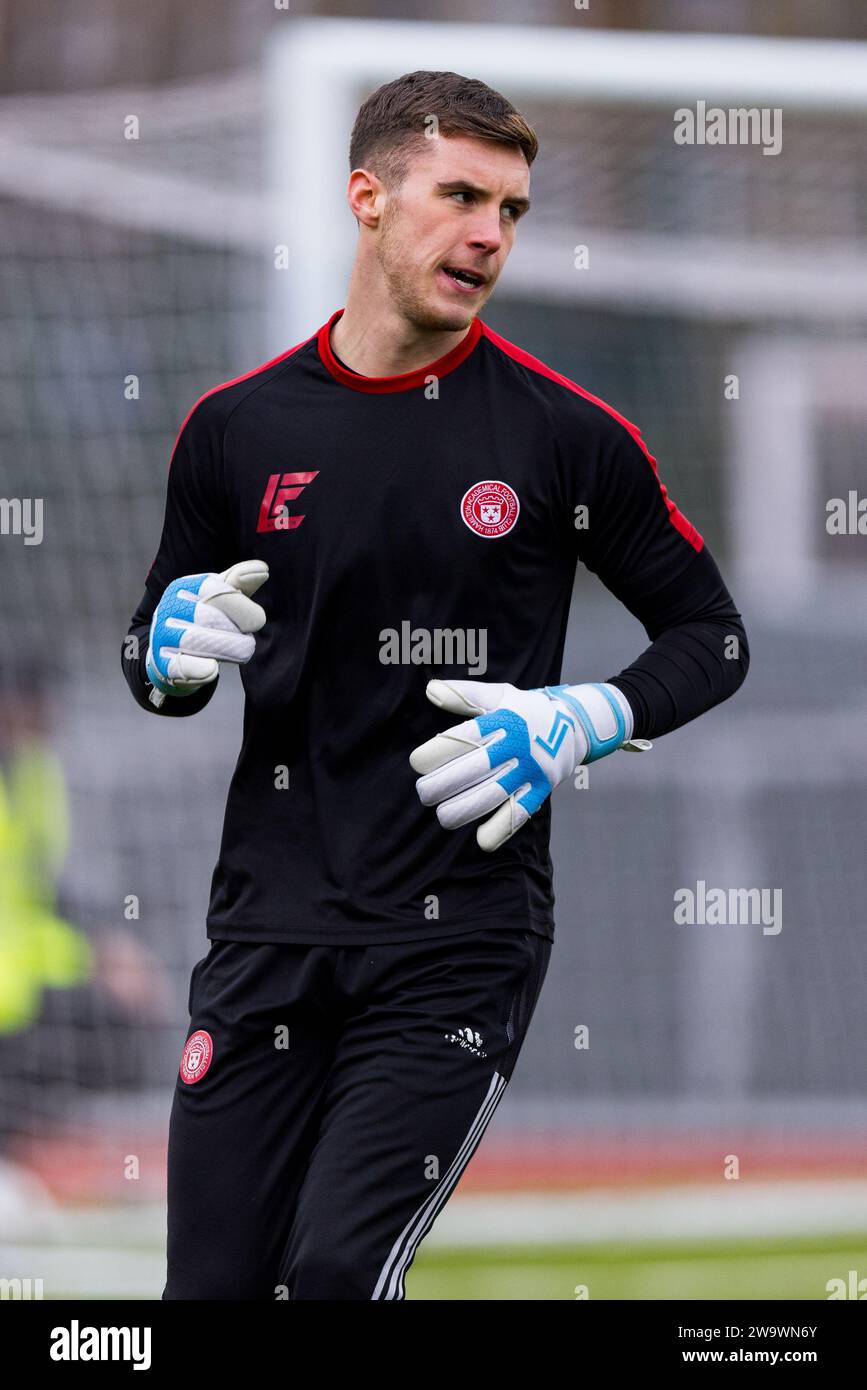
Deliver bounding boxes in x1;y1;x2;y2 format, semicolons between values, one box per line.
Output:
167;334;313;469
479;321;703;552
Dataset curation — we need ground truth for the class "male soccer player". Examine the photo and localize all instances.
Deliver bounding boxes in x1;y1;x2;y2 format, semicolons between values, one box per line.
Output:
123;71;749;1300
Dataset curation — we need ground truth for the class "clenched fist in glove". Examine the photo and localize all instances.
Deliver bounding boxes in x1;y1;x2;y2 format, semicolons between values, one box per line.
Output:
410;678;651;852
145;560;269;706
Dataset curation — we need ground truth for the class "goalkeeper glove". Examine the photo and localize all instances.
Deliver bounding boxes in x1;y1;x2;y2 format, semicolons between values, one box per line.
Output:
410;678;651;852
145;559;269;707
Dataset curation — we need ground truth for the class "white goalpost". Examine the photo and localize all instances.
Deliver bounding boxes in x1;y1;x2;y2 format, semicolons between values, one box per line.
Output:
264;20;867;346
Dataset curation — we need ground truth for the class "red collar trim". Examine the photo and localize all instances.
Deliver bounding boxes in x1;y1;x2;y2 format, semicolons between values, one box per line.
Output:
316;308;482;393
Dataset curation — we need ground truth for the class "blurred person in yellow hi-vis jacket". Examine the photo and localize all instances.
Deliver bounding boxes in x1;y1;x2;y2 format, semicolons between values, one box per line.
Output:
0;737;92;1033
0;677;176;1162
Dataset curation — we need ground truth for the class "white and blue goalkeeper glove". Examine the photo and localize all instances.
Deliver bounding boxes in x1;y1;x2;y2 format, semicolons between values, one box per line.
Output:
145;559;269;707
410;679;651;852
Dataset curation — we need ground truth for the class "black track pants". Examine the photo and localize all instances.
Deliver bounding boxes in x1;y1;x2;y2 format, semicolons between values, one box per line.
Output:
164;926;550;1300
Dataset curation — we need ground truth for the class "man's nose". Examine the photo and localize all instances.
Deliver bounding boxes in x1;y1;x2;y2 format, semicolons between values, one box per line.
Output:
466;216;502;254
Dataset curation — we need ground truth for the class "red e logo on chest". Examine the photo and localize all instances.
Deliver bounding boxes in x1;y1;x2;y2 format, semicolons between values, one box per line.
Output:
257;471;319;533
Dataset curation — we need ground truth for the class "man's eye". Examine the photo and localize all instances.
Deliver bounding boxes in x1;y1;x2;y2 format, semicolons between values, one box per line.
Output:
451;191;474;204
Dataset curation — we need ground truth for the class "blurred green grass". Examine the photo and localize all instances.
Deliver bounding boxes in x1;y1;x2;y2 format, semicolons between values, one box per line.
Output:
406;1235;867;1300
11;1210;867;1299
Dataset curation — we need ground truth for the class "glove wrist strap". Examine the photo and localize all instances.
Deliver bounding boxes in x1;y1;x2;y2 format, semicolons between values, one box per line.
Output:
545;682;634;762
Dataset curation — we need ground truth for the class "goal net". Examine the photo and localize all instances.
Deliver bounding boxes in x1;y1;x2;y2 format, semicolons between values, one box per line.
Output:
1;23;866;1254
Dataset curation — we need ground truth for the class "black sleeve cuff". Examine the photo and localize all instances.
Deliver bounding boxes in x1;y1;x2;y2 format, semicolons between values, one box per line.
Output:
121;627;219;718
605;546;750;741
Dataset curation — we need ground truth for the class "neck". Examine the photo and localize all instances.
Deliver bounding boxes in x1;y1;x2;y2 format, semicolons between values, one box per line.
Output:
330;274;473;377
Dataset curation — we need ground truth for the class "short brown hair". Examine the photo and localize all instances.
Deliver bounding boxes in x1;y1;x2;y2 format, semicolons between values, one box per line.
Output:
349;70;538;187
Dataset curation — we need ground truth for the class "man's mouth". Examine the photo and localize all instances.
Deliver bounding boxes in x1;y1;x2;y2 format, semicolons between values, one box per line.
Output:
440;265;487;291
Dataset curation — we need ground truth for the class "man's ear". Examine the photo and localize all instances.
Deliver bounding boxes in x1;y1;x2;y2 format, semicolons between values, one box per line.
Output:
347;167;383;229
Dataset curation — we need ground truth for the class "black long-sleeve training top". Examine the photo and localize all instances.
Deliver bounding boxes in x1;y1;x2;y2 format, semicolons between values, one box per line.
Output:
122;309;749;944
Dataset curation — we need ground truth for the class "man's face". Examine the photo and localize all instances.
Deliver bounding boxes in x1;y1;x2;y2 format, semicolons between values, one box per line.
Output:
375;134;530;332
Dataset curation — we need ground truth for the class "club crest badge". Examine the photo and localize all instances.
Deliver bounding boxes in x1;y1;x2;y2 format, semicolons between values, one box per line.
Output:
460;480;520;538
180;1029;213;1084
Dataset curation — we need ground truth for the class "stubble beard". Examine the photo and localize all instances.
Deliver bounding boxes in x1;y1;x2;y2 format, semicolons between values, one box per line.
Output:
377;199;476;335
